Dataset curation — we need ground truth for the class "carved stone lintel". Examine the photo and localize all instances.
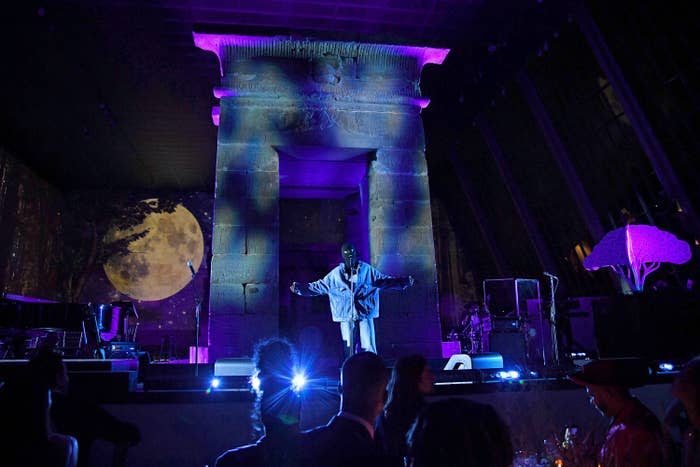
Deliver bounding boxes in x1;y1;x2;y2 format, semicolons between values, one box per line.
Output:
194;33;448;110
214;103;425;149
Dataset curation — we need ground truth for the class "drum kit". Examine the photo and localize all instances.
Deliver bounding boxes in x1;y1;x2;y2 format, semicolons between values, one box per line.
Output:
92;301;139;343
457;303;492;354
88;301;140;358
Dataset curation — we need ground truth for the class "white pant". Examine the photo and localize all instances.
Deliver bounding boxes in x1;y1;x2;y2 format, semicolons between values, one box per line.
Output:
339;319;376;354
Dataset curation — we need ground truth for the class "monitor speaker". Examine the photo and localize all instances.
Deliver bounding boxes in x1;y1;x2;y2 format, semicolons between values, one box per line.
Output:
214;358;255;376
442;352;504;370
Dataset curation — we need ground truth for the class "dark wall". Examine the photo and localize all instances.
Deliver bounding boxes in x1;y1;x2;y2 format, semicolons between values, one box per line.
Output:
0;147;63;300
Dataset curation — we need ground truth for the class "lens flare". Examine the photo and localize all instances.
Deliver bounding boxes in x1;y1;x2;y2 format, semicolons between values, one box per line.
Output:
251;372;261;392
291;372;307;392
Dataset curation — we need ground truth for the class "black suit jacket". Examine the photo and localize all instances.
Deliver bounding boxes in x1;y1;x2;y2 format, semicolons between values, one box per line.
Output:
302;415;402;467
215;433;302;467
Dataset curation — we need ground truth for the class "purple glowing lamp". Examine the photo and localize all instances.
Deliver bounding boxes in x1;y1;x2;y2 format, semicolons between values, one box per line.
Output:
583;224;692;291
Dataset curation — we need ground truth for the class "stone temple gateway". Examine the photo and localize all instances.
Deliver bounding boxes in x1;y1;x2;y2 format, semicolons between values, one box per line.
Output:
194;33;449;361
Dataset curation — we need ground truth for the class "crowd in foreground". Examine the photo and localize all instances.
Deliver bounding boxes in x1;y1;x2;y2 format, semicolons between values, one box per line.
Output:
215;339;700;467
0;349;141;467
1;342;699;467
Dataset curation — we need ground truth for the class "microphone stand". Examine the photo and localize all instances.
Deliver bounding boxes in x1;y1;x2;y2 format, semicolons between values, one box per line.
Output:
349;264;356;356
188;262;202;377
348;262;359;356
544;272;560;367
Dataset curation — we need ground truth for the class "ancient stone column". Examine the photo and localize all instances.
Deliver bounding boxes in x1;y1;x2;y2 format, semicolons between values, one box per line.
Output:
195;33;448;359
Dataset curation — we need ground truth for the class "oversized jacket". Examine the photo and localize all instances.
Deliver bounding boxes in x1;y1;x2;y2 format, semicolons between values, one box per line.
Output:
294;261;411;322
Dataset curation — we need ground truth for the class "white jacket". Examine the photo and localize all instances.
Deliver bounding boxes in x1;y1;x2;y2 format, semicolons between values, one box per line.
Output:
293;261;411;322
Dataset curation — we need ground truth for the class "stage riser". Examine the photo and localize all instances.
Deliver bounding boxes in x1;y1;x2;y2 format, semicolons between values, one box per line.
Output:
0;359;139;398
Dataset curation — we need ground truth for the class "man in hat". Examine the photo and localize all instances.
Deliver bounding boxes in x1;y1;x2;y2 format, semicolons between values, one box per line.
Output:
569;358;665;467
290;243;413;356
670;355;700;466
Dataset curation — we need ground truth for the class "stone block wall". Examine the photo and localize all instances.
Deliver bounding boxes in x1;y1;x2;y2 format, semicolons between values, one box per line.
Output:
370;146;441;357
209;142;279;358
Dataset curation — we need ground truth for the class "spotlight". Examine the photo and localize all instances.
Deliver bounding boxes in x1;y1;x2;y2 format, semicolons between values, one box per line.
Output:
291;372;307;392
659;363;674;371
250;372;261;391
496;370;520;380
210;378;221;389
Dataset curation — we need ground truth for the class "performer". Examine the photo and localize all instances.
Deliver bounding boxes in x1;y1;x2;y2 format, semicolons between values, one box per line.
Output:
290;243;414;356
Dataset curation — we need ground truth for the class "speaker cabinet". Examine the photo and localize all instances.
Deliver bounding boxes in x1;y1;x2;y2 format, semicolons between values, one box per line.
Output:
483;278;540;318
214;358;255;376
489;331;527;368
593;291;700;359
441;352;504;371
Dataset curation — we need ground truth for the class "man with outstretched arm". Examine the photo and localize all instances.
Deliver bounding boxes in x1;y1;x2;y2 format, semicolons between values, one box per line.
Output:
290;242;414;356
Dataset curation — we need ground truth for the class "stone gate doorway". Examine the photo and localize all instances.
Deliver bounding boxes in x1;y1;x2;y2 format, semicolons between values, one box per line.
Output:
194;33;449;360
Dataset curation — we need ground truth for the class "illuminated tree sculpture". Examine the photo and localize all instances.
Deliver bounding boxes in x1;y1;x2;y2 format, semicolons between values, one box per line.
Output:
583;224;692;292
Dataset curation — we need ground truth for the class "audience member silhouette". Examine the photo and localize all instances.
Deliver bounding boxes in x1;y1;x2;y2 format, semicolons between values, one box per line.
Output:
302;351;397;467
51;378;141;467
406;398;513;467
570;358;665;467
216;338;302;467
375;354;434;462
0;349;78;467
671;355;700;466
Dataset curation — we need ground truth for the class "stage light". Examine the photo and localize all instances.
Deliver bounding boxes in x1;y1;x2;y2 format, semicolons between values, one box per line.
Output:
496;370;520;380
250;372;261;392
291;372;307;392
210;378;221;389
659;363;674;371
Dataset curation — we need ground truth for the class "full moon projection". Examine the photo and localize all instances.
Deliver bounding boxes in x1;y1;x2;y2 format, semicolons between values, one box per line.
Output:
103;199;204;301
